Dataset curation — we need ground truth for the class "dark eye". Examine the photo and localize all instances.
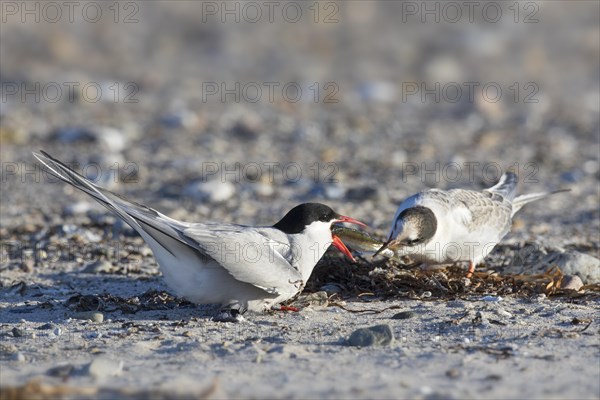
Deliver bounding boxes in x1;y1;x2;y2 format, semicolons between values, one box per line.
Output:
408;238;421;245
319;214;329;222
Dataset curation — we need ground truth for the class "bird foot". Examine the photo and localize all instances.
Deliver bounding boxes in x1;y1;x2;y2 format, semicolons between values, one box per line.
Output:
276;305;300;312
465;262;475;279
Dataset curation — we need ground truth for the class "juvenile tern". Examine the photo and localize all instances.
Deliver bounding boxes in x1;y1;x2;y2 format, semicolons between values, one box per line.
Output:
374;171;569;277
34;151;366;322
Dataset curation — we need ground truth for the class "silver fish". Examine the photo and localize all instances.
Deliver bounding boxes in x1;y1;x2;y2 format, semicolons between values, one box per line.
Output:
332;227;395;258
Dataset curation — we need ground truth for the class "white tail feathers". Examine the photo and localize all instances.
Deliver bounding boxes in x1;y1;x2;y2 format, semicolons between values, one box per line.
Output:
511;189;570;217
487;172;518;201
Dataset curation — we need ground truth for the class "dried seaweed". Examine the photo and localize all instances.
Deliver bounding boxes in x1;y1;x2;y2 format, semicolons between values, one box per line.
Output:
308;255;600;301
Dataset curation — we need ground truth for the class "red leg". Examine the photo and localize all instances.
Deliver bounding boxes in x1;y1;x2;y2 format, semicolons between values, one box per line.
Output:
466;261;474;279
279;305;299;312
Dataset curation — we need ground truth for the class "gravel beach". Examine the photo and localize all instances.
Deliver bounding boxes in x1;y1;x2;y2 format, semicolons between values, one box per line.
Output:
1;1;599;399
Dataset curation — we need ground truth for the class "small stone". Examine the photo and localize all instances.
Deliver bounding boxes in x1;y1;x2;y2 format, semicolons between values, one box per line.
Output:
481;295;503;302
81;260;113;274
86;357;123;379
37;323;55;330
536;294;547;302
560;275;584;291
535;251;600;284
357;81;396;103
74;311;104;323
446;368;461;379
320;284;343;295
47;364;74;378
160;109;199;129
392;311;415;320
183;180;235;203
347;324;394;347
63;201;93;216
495;308;513;318
345;186;378;201
19;260;34;272
12;327;24;337
310;184;345;200
13;352;25;362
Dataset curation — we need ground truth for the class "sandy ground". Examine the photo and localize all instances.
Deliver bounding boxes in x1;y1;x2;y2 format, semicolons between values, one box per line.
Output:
1;1;599;399
1;273;599;400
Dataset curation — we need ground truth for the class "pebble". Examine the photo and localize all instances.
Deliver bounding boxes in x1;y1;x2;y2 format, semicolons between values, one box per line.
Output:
446;300;468;308
320;283;343;294
535;251;600;284
12;327;24;337
81;260;113;274
13;352;26;362
160;109;199;129
494;308;513;318
86;357;124;379
74;311;104;323
446;368;462;379
345;186;379;201
391;311;415;320
561;275;584;291
251;182;275;197
54;126;126;152
47;364;74;378
19;260;34;273
309;183;345;200
357;81;396;103
481;296;503;302
347;324;394;347
183;180;236;203
63;201;93;216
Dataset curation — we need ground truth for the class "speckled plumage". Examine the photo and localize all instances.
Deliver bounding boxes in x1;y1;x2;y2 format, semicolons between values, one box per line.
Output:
381;173;567;271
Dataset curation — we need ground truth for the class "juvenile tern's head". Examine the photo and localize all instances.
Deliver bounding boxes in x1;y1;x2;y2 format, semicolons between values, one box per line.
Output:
374;206;437;257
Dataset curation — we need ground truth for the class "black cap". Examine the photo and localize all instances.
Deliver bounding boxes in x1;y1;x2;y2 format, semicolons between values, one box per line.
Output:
273;203;339;234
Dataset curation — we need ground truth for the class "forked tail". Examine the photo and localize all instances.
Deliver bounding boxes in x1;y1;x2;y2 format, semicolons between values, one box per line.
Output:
511;189;570;216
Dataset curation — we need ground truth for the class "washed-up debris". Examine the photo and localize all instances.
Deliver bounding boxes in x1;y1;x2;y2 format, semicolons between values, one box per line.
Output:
308;258;600;301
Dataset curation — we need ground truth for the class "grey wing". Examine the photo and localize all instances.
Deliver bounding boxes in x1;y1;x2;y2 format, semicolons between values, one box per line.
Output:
449;189;512;234
183;226;303;294
417;190;473;227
